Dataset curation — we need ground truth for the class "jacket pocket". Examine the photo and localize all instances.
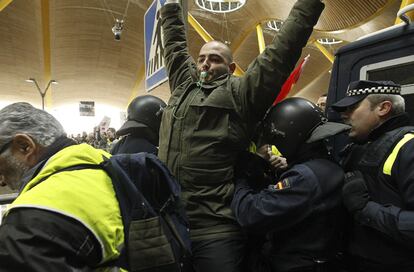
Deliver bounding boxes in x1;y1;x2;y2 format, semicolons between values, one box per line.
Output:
181;163;233;186
128;216;176;270
191;105;230;142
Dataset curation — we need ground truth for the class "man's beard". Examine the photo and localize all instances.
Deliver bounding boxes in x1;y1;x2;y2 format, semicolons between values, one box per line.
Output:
2;150;30;190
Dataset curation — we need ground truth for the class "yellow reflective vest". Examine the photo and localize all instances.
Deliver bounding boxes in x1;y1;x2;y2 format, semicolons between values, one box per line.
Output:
8;144;124;267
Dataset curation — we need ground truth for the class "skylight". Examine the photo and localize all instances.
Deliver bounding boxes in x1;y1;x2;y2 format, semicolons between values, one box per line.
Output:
266;20;284;32
195;0;247;13
317;38;343;45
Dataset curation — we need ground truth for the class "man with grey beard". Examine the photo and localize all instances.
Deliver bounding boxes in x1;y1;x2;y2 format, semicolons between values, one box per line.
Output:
0;102;125;271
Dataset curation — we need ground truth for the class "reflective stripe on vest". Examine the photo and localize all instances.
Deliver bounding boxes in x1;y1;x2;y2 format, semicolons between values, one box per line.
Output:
8;144;124;264
383;133;414;175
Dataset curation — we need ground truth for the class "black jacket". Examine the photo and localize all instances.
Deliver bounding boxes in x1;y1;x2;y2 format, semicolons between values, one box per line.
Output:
342;114;414;271
111;135;158;155
0;209;101;272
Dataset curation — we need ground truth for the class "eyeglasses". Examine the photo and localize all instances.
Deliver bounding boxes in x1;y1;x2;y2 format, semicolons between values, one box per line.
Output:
0;140;12;155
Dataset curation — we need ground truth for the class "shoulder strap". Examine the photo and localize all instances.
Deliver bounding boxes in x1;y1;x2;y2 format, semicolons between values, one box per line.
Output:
31;163;103;188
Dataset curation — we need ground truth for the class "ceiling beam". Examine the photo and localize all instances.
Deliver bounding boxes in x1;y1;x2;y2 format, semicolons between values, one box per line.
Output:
312;40;334;63
188;13;213;42
41;0;53;109
0;0;13;12
256;23;265;53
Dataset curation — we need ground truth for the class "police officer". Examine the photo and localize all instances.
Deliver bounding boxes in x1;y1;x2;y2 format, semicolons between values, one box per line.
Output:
232;97;350;272
111;95;166;155
332;80;414;272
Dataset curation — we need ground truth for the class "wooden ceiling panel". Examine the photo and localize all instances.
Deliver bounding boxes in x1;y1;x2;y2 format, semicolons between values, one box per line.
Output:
0;0;405;110
50;0;147;108
316;0;392;31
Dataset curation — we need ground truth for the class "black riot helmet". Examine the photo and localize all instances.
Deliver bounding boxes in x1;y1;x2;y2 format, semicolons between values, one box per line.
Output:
260;97;350;160
117;95;166;137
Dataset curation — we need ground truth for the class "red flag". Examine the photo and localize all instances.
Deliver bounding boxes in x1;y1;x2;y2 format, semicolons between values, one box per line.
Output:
273;54;310;105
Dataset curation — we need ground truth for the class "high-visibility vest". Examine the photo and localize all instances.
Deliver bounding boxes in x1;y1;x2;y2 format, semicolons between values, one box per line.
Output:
8;144;124;267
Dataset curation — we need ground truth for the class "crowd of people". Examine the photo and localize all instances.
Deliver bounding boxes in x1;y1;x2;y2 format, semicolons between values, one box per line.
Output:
68;127;118;152
0;0;413;271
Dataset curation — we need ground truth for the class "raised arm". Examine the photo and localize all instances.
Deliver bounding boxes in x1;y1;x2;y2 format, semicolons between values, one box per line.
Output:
161;1;195;93
239;0;324;121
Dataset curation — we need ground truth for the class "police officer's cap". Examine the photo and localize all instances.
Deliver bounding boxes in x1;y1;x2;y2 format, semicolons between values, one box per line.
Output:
331;80;401;112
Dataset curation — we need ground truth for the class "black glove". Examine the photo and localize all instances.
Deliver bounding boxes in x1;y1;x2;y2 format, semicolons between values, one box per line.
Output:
342;171;370;213
234;151;270;190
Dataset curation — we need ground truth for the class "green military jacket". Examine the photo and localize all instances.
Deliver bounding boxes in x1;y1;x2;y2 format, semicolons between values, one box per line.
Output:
159;0;325;240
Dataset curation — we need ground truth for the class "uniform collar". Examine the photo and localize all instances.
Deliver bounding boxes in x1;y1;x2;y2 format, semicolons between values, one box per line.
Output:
368;113;411;141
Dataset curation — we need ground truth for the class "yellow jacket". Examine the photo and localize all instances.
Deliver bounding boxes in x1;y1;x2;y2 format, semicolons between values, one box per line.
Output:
8;144;124;266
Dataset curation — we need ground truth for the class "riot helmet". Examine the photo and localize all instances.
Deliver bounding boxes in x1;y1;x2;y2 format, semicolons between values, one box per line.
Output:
260;97;350;160
117;95;166;137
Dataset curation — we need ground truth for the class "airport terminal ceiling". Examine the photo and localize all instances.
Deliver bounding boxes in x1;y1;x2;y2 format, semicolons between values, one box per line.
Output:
0;0;405;110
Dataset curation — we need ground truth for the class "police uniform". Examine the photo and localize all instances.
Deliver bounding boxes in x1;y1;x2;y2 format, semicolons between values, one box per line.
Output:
341;114;414;271
232;149;345;272
232;98;350;272
331;80;414;271
111;132;158;155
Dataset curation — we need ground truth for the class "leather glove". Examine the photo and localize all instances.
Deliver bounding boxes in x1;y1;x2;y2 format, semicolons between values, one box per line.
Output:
342;171;370;213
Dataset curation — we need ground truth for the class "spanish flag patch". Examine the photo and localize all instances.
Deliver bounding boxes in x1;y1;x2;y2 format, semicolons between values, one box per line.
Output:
269;178;291;191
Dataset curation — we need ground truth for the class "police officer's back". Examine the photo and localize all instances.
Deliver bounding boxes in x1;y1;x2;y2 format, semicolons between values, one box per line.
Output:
232;98;350;272
111;95;166;155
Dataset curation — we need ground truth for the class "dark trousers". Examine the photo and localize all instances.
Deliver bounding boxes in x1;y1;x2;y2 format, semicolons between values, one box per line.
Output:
346;256;414;272
190;236;246;272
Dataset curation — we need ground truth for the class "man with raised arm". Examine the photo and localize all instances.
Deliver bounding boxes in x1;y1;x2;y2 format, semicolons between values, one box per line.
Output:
159;1;325;271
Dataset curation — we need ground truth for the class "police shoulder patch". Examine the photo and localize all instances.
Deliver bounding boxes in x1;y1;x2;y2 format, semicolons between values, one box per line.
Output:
268;178;291;191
